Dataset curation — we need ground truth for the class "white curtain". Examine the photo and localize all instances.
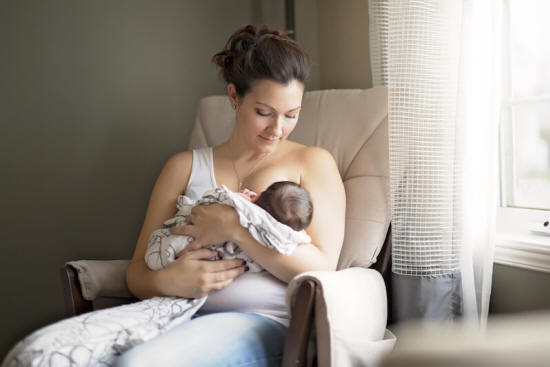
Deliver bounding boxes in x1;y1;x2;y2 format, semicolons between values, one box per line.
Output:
369;0;501;324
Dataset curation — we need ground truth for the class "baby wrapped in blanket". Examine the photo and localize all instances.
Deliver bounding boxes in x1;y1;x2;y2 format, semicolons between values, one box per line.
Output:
145;180;313;272
2;182;313;367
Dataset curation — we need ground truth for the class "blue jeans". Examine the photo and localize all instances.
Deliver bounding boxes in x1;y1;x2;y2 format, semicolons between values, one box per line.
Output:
115;312;288;367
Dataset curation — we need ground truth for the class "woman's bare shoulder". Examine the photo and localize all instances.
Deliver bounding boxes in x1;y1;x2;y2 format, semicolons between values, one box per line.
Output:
279;141;336;174
165;150;193;166
296;145;334;166
163;151;193;174
278;142;338;185
283;140;331;158
158;150;194;194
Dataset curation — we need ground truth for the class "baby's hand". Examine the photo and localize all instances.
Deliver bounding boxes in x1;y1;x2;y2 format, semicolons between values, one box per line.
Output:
238;188;258;202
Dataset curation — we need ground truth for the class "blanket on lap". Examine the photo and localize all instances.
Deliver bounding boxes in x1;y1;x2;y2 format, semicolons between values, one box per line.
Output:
2;186;311;367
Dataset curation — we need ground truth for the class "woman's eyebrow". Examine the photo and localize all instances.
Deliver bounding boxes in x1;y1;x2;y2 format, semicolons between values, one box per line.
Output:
255;102;301;112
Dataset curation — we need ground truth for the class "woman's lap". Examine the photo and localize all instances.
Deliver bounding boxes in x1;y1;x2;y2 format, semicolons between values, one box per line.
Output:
115;312;287;367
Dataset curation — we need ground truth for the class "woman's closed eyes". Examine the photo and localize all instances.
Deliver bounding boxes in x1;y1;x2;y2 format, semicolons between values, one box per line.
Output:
255;109;298;119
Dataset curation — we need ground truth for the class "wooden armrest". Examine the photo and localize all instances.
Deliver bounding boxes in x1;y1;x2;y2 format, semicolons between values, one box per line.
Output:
60;264;93;317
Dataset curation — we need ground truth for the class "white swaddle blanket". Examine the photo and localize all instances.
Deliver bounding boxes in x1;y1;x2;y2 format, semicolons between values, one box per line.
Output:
145;185;311;272
2;186;310;367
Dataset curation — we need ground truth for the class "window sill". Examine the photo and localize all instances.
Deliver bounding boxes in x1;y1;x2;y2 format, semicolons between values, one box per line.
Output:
494;233;550;274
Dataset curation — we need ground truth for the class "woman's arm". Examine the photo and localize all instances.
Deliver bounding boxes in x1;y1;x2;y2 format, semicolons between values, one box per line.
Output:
178;146;346;283
126;152;246;299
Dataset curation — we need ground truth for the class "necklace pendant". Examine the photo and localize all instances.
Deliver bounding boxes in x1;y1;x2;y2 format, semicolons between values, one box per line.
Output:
238;181;243;190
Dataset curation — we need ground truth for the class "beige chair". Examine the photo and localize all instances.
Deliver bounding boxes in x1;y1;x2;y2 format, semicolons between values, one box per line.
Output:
62;86;396;366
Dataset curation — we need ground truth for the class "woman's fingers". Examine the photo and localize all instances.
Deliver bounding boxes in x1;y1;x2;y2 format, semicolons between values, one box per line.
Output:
183;248;218;260
186;248;245;270
209;278;236;292
171;224;192;236
184;203;241;244
211;258;247;272
183;239;207;252
186;257;246;296
186;213;201;225
206;263;247;283
179;246;245;271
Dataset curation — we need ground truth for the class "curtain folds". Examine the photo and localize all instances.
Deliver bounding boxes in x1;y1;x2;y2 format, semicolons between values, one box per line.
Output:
369;0;500;325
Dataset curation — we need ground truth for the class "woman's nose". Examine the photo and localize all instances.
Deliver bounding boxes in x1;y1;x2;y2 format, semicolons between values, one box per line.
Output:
268;115;284;135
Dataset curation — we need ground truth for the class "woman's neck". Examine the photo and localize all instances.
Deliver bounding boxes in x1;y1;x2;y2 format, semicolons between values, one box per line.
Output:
220;137;271;163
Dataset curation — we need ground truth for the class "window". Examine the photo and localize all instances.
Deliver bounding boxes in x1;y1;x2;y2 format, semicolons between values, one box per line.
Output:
497;0;550;272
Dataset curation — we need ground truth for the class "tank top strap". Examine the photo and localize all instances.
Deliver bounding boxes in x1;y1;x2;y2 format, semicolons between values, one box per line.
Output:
184;147;217;200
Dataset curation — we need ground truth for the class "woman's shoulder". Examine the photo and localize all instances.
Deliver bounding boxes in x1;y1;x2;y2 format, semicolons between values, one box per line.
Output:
280;141;338;178
164;150;193;171
158;151;194;192
282;140;331;158
283;141;334;165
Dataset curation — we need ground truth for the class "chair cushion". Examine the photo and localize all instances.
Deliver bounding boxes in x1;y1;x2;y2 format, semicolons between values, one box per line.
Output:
188;87;389;270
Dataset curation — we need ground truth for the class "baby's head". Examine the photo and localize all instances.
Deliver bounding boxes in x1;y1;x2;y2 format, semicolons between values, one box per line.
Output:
255;181;313;231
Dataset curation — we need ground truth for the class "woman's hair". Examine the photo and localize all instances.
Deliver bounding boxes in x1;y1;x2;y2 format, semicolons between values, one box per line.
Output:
255;181;313;231
212;24;311;97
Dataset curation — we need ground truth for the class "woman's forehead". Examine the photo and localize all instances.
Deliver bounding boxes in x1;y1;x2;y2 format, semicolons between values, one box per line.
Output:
246;79;304;111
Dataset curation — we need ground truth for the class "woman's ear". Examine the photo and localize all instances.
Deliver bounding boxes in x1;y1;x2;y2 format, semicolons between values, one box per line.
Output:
227;83;239;110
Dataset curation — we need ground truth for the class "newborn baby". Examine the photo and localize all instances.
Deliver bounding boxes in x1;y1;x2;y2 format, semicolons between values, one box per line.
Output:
145;181;313;272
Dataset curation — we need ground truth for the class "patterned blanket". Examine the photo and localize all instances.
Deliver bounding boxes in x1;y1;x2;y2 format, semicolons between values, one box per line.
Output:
146;185;311;271
2;186;311;367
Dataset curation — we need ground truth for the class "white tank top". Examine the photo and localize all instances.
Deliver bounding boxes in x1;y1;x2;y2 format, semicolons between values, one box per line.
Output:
185;147;289;327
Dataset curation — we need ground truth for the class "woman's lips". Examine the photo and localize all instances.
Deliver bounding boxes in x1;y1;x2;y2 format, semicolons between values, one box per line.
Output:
259;135;279;144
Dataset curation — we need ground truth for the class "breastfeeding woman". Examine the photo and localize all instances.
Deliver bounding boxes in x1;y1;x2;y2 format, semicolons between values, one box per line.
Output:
117;24;346;366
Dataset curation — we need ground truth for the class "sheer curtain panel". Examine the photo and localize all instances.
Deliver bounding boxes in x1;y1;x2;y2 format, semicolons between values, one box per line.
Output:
369;0;500;325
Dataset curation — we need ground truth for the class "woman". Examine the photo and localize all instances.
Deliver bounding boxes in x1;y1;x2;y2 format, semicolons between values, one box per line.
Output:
118;24;345;366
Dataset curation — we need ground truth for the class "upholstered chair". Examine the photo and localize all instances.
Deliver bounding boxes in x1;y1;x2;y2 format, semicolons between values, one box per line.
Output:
62;86;396;366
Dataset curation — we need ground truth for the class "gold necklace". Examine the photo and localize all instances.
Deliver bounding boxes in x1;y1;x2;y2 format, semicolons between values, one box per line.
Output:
230;147;267;191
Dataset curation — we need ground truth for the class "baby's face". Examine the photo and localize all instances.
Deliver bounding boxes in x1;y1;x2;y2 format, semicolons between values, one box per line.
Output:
238;188;259;202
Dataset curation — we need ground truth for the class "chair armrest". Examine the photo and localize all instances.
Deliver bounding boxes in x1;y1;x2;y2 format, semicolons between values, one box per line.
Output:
61;265;94;317
65;260;134;300
285;268;396;367
282;279;316;367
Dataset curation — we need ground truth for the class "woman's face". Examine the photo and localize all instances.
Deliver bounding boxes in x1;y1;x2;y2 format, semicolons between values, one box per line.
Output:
230;79;305;154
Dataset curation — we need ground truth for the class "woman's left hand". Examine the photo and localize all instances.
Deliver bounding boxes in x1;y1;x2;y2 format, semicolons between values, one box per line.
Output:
171;204;241;247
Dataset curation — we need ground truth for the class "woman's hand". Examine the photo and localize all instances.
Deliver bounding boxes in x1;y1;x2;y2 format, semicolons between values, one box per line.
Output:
171;203;242;247
161;240;247;298
159;203;246;298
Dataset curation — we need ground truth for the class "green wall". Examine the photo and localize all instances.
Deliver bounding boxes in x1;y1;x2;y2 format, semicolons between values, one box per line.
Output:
0;0;260;357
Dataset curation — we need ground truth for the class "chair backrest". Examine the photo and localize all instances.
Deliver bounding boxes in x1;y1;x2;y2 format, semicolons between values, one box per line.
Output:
188;87;389;270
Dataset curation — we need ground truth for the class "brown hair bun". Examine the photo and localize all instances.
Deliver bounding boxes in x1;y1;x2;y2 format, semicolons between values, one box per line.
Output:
212;24;310;97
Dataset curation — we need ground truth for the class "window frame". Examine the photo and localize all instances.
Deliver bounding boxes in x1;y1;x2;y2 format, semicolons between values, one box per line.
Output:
495;0;550;273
